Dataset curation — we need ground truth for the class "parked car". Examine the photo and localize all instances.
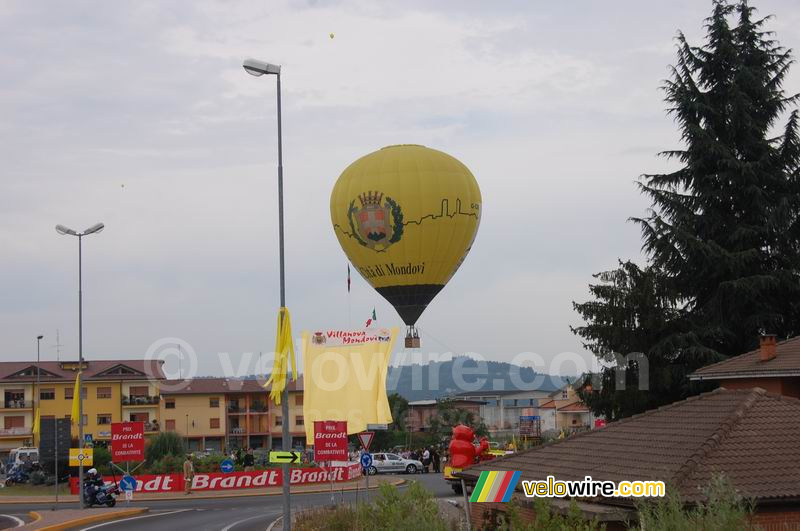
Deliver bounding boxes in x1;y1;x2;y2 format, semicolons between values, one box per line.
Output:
366;453;423;475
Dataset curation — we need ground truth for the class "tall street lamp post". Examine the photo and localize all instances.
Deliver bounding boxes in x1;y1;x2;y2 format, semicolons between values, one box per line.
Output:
55;222;104;509
35;335;43;446
242;57;290;531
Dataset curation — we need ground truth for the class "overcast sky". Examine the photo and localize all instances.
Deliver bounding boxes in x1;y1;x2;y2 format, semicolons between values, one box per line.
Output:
2;0;799;380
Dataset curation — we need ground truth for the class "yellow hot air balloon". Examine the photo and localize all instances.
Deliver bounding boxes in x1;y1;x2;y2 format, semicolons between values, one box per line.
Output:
330;145;481;346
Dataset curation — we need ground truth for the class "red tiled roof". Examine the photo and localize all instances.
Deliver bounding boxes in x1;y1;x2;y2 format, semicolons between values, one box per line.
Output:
690;336;800;380
160;376;303;395
0;360;165;381
557;401;590;412
458;388;800;504
538;400;556;409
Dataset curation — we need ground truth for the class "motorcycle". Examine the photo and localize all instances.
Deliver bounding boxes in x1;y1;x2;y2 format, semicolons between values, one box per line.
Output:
4;466;30;486
83;482;120;507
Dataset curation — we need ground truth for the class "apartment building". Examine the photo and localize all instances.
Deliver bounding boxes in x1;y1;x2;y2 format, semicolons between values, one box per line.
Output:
0;360;165;452
158;377;305;452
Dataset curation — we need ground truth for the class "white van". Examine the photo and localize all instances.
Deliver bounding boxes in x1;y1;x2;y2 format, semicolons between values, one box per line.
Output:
7;447;39;469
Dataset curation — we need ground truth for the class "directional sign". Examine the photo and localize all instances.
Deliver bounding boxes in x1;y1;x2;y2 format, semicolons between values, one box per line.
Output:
360;453;373;469
84;434;93;445
357;432;374;451
69;448;93;467
366;424;388;431
120;475;137;492
220;459;235;473
269;451;301;464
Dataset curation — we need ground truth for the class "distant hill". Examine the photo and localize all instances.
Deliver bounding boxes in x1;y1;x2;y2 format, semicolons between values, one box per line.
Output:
386;357;566;402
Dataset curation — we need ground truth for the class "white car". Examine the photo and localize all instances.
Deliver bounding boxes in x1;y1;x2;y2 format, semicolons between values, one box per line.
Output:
367;453;423;475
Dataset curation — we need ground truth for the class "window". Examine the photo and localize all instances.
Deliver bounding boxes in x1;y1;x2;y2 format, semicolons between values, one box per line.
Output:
295;416;304;426
210;418;220;429
97;387;112;399
561;391;569;399
40;388;55;400
165;419;176;431
165;399;176;409
130;412;149;422
209;398;219;408
4;416;24;429
97;414;112;425
275;416;283;426
295;394;303;406
129;386;149;397
503;399;517;407
65;387;87;399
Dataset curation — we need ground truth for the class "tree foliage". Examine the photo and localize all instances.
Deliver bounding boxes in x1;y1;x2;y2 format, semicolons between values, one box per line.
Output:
574;0;800;418
144;431;186;463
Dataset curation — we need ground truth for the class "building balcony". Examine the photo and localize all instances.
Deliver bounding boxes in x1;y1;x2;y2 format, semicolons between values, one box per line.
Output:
2;400;32;410
0;427;32;437
144;421;160;432
122;395;160;406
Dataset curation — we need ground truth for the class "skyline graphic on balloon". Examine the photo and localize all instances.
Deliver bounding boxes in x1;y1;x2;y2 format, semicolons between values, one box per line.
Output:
330;144;482;331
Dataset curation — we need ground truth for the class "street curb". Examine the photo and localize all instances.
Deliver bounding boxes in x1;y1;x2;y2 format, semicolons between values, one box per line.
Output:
27;508;147;531
0;478;406;505
28;511;42;524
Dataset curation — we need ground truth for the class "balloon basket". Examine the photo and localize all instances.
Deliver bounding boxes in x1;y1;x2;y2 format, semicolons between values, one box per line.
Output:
405;327;420;349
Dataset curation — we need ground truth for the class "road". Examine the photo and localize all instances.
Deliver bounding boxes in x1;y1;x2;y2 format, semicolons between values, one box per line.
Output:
10;473;454;531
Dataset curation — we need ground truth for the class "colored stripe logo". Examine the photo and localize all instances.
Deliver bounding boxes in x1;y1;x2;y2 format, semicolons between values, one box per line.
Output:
470;471;521;502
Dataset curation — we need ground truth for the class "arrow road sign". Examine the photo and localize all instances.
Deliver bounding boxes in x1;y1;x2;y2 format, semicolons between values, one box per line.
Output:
357;432;374;451
120;475;137;492
220;459;234;473
270;451;301;464
360;453;373;469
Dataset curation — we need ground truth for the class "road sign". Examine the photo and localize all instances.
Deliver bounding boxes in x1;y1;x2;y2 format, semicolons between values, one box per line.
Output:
357;432;374;451
111;422;145;462
69;448;93;467
366;424;388;431
125;489;133;501
269;451;301;464
360;453;373;469
84;434;93;445
313;421;347;462
120;475;137;492
220;459;234;473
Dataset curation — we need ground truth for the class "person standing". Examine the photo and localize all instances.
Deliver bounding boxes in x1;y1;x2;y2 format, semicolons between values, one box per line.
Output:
244;448;255;472
422;447;431;473
432;448;441;473
183;454;194;495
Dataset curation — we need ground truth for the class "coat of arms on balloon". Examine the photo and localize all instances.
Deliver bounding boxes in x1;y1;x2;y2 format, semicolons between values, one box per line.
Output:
347;191;404;251
331;144;481;347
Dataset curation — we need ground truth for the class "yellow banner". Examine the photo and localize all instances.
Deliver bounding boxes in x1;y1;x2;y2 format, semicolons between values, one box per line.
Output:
302;328;397;441
69;447;93;467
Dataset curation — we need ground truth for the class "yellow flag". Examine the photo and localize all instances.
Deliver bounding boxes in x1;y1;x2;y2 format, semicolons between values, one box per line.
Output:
32;408;41;439
302;327;397;441
71;372;81;425
264;307;296;405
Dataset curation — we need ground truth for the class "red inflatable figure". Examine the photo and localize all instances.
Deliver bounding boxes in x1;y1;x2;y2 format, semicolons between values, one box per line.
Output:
448;424;490;468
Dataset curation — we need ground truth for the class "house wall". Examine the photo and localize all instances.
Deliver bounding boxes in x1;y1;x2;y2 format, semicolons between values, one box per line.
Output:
469;500;628;531
719;377;800;399
751;508;800;530
159;393;226;440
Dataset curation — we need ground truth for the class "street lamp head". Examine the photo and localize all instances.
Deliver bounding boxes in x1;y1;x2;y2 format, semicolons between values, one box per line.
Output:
37;335;43;340
243;58;281;76
55;224;78;236
83;222;105;235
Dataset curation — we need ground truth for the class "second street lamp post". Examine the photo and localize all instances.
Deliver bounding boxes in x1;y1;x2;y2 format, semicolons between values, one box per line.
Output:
35;335;43;447
55;222;104;509
242;57;291;531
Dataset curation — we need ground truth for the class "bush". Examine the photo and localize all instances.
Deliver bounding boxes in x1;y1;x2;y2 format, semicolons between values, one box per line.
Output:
145;432;186;463
92;446;113;475
147;454;184;475
194;454;226;473
294;481;452;531
636;475;754;531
